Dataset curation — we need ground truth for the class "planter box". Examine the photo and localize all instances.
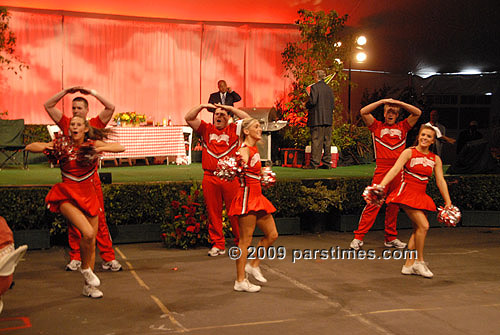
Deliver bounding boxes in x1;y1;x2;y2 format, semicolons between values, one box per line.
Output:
14;229;50;250
461;211;500;227
254;217;300;236
110;224;162;244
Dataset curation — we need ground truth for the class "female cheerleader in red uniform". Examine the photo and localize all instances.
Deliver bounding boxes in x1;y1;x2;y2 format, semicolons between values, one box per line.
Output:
229;118;278;292
378;124;453;278
26;115;124;297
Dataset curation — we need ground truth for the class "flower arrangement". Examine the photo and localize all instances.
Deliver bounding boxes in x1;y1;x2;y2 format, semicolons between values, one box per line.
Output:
114;111;146;126
161;183;234;249
161;183;209;249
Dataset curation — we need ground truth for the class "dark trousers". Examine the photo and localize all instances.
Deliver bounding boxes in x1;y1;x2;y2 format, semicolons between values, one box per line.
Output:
310;125;332;168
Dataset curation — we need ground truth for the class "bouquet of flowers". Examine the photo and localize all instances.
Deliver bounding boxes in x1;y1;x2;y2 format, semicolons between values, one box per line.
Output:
114;112;146;125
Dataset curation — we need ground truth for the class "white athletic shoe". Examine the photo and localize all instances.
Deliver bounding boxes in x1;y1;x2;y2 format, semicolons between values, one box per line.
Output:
65;260;82;271
82;284;103;299
401;264;416;275
245;263;267;283
412;261;434;278
384;239;407;249
234;278;261;293
102;259;122;272
208;247;226;257
350;239;364;250
80;267;100;287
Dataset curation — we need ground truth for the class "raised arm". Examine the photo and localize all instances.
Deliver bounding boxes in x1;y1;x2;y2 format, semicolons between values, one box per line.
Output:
185;104;216;131
214;104;250;120
227;87;241;103
379;148;412;187
394;100;422;127
43;86;81;123
433;155;452;208
94;140;125;153
25;141;53;153
79;88;115;124
359;99;389;127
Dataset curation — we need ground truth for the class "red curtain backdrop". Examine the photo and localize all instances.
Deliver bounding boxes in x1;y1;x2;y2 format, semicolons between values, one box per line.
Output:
0;9;299;125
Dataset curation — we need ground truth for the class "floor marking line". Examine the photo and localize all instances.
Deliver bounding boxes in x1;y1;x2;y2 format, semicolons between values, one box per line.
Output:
427;250;479;255
150;295;188;333
181;318;296;332
346;307;443;317
116;248;185;333
114;246;127;260
264;266;394;335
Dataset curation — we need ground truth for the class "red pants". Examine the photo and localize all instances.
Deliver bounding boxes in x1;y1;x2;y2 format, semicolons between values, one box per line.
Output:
354;166;402;242
202;173;240;249
68;176;115;262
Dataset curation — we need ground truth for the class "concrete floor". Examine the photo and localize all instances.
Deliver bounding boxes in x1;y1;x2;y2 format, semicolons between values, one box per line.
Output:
2;227;500;335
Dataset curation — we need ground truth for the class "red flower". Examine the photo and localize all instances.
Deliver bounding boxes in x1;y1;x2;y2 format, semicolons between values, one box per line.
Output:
186;225;196;233
194;190;200;197
174;215;182;220
180;190;187;196
171;200;180;209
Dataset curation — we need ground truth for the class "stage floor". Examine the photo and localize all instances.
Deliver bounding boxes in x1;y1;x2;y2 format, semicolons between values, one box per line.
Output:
3;227;500;334
0;163;378;185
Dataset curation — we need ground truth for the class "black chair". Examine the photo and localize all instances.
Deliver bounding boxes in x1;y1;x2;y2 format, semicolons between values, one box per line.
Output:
0;119;27;169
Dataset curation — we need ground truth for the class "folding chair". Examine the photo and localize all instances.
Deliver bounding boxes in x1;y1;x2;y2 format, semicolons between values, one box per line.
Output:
182;126;193;165
0;119;27;169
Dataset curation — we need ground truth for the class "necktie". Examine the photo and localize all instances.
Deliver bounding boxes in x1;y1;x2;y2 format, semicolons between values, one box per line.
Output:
221;93;226;104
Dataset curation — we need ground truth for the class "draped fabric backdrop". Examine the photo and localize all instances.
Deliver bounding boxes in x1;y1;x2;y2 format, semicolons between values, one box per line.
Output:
0;9;299;125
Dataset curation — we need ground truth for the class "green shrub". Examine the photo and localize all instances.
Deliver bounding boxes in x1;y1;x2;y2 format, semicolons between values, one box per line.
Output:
0;175;498;235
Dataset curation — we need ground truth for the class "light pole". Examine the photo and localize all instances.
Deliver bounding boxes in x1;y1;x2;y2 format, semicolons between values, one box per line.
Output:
347;36;367;124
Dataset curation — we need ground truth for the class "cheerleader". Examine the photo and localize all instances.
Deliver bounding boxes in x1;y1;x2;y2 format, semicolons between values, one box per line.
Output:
378;124;453;278
26;115;124;297
228;118;278;292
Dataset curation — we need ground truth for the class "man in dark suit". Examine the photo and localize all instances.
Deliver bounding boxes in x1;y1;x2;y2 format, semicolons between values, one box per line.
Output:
305;70;335;169
208;80;241;112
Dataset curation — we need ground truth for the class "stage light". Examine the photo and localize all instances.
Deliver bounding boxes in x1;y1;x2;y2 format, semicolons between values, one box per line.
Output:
355;52;367;63
459;68;481;75
334;41;342;48
356;36;367;46
485;92;492;96
335;58;342;64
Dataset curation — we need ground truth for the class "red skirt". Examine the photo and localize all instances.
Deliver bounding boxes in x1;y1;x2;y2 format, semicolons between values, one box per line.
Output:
45;179;101;217
229;183;276;216
386;181;436;212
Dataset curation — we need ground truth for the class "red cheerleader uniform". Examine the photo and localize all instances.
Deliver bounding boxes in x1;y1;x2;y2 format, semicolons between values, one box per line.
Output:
45;140;101;217
229;144;276;216
386;147;437;211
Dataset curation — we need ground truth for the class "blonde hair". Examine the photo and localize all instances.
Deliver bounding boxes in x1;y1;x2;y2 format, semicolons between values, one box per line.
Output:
240;118;260;141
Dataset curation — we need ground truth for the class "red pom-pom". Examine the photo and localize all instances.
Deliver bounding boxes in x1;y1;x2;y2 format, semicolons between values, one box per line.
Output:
44;134;73;165
437;205;461;227
77;142;99;166
362;184;386;206
260;166;276;188
214;152;246;181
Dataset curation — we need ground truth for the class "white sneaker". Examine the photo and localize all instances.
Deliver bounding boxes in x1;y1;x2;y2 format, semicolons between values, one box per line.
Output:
412;261;434;278
384;239;407;249
102;260;122;272
401;264;416;275
65;260;82;271
208;247;226;257
82;284;103;299
350;238;364;250
80;267;100;287
234;278;261;293
245;263;267;283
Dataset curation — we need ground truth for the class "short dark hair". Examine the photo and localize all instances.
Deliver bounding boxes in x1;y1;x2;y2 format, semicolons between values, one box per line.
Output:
72;97;89;108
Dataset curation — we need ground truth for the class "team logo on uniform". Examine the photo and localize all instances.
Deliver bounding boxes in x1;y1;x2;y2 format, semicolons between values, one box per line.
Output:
410;156;435;168
209;133;230;145
250;153;261;167
380;128;402;139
